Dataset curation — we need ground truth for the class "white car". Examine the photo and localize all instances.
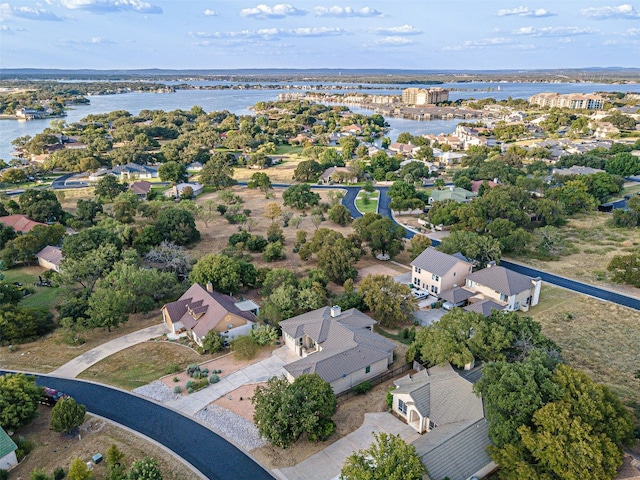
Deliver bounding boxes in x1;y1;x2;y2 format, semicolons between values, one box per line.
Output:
412;289;429;300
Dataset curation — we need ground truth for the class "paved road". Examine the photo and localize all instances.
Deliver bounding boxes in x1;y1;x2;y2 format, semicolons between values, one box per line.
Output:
0;372;274;480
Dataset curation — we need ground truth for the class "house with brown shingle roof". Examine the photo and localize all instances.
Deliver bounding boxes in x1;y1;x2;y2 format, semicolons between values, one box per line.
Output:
161;283;258;346
280;306;395;394
129;180;152;199
0;214;46;233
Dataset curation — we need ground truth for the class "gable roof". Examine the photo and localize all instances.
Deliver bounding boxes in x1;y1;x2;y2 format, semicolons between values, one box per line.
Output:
464;299;506;317
439;287;475;305
0;214;47;233
162;283;255;339
411;247;471;276
36;245;63;266
129;180;152;195
111;162;157;175
0;427;17;458
466;265;538;296
430;187;476;203
280;307;395;384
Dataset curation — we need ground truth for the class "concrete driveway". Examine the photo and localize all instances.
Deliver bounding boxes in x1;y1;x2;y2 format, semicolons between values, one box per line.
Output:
274;413;418;480
413;308;446;327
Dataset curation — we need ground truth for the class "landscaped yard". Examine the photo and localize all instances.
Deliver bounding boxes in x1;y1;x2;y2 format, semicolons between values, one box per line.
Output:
2;265;63;310
355;190;379;214
525;284;640;412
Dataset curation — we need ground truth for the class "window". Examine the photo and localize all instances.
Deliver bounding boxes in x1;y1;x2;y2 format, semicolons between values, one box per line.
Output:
500;293;507;302
365;366;370;374
453;272;456;277
514;302;520;310
414;266;421;274
526;296;531;305
398;399;407;415
413;278;420;286
431;274;439;281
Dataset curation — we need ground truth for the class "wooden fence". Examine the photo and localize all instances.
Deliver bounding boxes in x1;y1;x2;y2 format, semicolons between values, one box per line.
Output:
335;362;412;403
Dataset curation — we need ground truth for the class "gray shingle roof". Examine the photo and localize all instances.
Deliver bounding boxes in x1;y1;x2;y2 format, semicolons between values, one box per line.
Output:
464;300;506;317
439;287;475;305
465;265;537;296
0;427;17;458
411;247;471;277
280;308;394;384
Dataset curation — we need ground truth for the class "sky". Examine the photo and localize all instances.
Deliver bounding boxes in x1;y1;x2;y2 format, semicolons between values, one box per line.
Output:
1;1;640;71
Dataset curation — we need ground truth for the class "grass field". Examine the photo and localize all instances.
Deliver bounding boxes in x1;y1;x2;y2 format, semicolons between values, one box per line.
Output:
78;341;221;390
526;285;640;413
2;266;63;310
355;190;379;214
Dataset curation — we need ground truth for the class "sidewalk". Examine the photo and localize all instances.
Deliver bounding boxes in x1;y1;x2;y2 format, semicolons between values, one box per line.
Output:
50;323;168;378
165;346;298;416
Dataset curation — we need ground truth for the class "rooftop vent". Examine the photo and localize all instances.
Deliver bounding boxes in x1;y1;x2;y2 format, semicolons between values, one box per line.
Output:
330;305;342;317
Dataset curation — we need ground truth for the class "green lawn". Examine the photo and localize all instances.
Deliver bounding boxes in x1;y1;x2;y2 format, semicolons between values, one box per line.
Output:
274;145;303;155
2;266;62;311
355;190;379;214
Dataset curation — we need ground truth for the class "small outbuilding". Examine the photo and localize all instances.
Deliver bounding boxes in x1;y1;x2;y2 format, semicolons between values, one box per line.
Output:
0;427;18;471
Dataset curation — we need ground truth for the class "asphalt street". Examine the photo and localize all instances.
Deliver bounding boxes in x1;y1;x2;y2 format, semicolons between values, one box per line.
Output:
0;372;274;480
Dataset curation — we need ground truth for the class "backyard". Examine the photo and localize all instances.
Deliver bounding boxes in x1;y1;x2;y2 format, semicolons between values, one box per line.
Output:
2;265;62;311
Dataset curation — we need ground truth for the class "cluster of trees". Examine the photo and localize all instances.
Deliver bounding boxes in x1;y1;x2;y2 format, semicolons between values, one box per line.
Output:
252;373;336;448
353;213;405;259
555;141;640;177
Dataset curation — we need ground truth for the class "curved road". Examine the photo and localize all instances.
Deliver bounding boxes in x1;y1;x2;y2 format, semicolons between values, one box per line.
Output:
0;372;274;480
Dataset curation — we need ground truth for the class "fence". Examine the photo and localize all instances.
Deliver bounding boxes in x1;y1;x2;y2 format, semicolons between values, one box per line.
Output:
335;362;412;403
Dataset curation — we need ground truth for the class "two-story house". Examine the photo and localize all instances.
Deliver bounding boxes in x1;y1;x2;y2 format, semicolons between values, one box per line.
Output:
279;306;395;394
411;247;473;296
464;263;541;312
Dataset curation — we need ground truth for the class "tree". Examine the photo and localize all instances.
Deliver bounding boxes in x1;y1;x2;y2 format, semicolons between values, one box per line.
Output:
158;161;187;183
50;397;87;434
407;235;431;261
263;241;286;262
74;199;103;227
155;207;200;246
190;254;256;294
282;184;320;210
263;202;282;223
340;432;428;480
608;252;640;287
95;175;127;201
327;204;352;226
19;189;65;223
106;444;126;480
0;304;55;343
0;224;16;250
293;160;322;182
438;230;501;268
199;153;236;190
127;457;163;480
0;373;43;431
67;459;93;480
252;373;336;448
356;217;404;259
316;237;361;285
87;286;133;332
247;172;273;196
202;330;225;353
359;275;417;328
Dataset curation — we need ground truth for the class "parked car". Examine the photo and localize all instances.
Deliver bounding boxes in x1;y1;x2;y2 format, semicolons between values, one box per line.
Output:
442;301;454;311
41;387;70;406
411;288;429;300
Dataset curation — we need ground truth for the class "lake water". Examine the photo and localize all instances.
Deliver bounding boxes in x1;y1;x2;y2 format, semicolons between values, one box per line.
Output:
1;81;639;162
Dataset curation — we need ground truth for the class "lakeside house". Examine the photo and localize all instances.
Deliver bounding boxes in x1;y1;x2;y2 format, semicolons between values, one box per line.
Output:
279;306;395;394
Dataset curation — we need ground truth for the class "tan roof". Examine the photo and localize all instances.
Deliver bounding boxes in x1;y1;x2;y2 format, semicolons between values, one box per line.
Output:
162;283;255;339
466;265;538;296
36;245;63;266
0;214;46;233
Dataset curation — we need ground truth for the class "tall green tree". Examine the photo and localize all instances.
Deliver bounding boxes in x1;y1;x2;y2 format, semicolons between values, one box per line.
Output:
67;459;93;480
155;207;200;246
247;172;273;196
359;274;417;328
199;153;236;190
126;457;163;480
293;160;322;182
50;397;87;434
106;444;126;480
340;432;428;480
282;184;320;210
190;253;256;294
0;373;43;431
94;175;127;201
357;217;405;259
438;230;501;268
158;161;187;183
19;189;65;223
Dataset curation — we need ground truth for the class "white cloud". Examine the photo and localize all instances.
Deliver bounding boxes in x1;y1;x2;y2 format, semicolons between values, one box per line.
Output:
1;3;62;20
55;0;162;14
496;5;555;17
625;28;640;36
203;9;218;16
0;24;14;33
313;5;382;17
372;24;422;35
191;27;346;40
581;3;640;19
443;37;512;51
513;26;598;36
240;4;306;18
90;36;114;43
372;36;413;46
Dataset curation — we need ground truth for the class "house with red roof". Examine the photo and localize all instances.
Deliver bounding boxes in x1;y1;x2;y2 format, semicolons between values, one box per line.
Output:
0;214;46;233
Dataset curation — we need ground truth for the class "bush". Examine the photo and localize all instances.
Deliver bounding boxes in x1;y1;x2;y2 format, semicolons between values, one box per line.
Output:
53;467;65;480
307;418;335;442
0;470;8;480
174;386;182;394
173;376;179;382
164;363;181;375
231;335;260;360
186;364;201;377
263;241;286;262
15;436;34;461
250;324;279;346
352;381;372;395
201;368;209;376
187;387;194;394
246;235;268;253
229;231;250;246
189;378;209;391
209;374;220;384
202;330;225;354
386;386;396;409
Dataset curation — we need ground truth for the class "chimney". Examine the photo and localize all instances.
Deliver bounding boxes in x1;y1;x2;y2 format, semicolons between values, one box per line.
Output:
330;305;342;317
487;261;496;268
206;282;214;293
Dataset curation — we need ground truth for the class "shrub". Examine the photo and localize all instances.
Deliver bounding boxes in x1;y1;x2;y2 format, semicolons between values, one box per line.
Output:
173;376;179;382
15;436;34;461
307;418;335;442
250;324;279;346
231;335;260;360
164;363;180;375
229;231;250;246
187;387;194;394
53;467;65;480
186;364;201;377
209;374;220;384
202;331;225;354
201;368;209;376
352;381;372;395
174;386;182;394
386;386;396;409
246;235;268;253
189;378;209;391
0;470;8;480
263;241;286;262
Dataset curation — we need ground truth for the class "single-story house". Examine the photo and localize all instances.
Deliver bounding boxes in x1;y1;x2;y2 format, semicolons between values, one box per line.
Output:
551;165;605;176
392;363;496;480
163;182;204;199
36;245;63;272
411;247;472;296
341;124;364;135
0;214;47;233
161;283;259;347
388;142;421;156
464;263;541;312
186;161;204;172
429;187;476;204
318;167;357;185
470;179;498;193
280;306;395;394
0;427;18;471
129;180;152;199
111;162;158;181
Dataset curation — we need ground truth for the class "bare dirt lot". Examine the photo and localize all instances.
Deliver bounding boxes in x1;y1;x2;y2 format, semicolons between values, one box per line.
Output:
9;406;199;480
213;383;265;420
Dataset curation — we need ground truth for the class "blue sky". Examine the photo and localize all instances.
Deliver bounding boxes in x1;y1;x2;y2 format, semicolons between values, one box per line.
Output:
1;1;639;70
